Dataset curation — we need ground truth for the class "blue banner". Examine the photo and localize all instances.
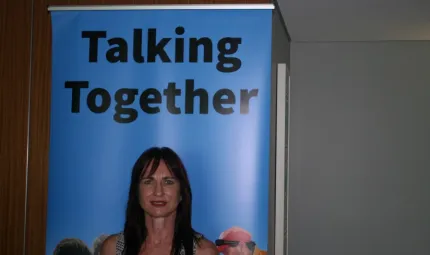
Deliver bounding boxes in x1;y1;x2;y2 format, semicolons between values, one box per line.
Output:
48;7;272;255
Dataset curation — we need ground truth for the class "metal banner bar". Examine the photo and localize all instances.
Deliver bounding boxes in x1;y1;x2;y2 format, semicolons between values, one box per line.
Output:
48;4;275;11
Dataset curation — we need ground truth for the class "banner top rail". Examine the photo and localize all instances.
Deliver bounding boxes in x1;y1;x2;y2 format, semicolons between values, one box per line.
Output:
47;4;275;12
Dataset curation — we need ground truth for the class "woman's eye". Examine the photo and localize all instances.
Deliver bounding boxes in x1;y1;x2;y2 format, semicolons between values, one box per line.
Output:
142;179;152;185
165;179;174;185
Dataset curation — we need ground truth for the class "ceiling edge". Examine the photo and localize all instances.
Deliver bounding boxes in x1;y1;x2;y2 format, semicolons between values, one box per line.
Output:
272;0;291;42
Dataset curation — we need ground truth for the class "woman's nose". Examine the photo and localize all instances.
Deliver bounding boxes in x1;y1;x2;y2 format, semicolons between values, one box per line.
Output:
154;181;164;196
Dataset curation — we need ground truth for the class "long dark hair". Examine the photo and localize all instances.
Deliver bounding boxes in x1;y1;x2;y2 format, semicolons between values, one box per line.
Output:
123;147;200;255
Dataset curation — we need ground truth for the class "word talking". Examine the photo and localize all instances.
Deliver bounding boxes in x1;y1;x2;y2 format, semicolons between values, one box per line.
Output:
82;26;242;73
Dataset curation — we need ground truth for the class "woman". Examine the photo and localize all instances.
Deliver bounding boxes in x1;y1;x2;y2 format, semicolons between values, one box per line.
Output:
100;147;218;255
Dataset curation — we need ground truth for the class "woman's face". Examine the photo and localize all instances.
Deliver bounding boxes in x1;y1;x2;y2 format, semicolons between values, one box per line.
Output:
139;160;181;218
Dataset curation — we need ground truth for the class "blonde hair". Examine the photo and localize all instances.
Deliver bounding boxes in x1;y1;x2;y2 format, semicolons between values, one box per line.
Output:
92;234;109;255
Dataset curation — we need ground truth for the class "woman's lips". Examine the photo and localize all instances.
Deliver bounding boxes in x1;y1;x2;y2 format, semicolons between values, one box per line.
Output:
150;201;167;207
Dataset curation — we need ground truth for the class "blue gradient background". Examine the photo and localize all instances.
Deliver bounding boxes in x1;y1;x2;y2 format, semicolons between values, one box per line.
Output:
47;9;272;254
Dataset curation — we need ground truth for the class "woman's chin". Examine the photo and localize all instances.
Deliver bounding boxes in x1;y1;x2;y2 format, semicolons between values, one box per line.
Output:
146;208;175;218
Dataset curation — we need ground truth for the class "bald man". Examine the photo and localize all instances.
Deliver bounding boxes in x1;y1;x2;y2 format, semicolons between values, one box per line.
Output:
215;227;267;255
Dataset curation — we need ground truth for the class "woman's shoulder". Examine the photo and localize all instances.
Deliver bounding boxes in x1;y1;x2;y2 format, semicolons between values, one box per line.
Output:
99;233;122;255
194;234;218;255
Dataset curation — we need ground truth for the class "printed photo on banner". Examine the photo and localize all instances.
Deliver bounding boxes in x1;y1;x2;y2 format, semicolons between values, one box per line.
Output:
47;7;272;255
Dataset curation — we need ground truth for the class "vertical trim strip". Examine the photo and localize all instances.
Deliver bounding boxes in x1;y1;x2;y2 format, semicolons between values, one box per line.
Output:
268;62;277;255
23;0;35;253
285;75;291;255
275;63;287;255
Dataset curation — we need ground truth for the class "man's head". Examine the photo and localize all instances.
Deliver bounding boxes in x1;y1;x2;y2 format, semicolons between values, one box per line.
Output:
216;227;255;255
53;238;91;255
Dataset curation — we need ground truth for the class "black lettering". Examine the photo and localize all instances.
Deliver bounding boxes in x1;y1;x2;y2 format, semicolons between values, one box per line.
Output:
87;88;111;113
65;81;89;113
240;89;258;114
133;29;144;63
163;82;181;114
213;89;235;114
189;37;212;63
140;88;162;114
64;80;258;121
114;88;138;123
82;31;107;62
217;37;242;73
185;79;208;114
147;28;171;63
175;27;185;63
106;38;128;63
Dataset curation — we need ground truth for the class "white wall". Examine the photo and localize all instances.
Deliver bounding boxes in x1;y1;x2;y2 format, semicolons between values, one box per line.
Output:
288;41;430;255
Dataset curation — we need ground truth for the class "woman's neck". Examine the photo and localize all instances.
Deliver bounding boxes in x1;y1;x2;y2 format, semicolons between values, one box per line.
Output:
145;213;176;245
